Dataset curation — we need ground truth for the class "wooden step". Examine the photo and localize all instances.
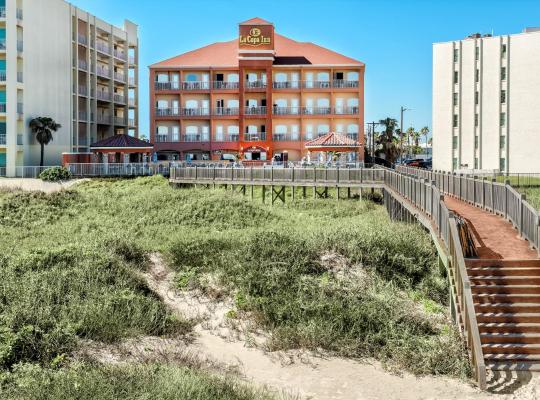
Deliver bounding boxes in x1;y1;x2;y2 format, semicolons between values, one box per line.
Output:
473;293;540;303
468;267;540;276
470;276;540;285
476;313;540;323
466;259;540;268
475;303;540;313
484;353;540;362
478;323;540;333
482;343;540;354
480;333;540;344
486;361;540;371
471;285;540;294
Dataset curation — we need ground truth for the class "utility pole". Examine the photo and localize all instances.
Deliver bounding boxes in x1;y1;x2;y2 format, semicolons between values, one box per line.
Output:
366;121;379;164
400;106;410;164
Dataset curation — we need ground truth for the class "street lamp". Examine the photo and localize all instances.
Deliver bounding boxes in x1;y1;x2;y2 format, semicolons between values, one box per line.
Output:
400;106;411;164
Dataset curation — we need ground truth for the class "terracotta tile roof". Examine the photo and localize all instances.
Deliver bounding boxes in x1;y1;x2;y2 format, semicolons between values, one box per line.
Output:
239;17;273;25
305;132;360;148
150;33;364;68
90;134;154;149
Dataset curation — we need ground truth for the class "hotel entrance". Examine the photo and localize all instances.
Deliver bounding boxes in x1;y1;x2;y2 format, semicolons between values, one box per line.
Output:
243;146;267;161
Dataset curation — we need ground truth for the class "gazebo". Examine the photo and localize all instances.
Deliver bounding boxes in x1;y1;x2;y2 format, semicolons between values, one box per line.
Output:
90;134;154;164
304;132;362;164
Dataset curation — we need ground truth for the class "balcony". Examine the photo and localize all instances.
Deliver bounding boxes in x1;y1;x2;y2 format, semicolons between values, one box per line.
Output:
17;72;23;83
0;70;5;82
243;132;266;141
114;94;125;103
213;107;239;116
128;77;136;86
302;107;332;115
245;80;266;89
184;133;210;143
334;106;360;115
214;134;240;142
77;85;88;96
114;72;126;82
17;103;23;114
96;41;110;54
78;35;88;46
181;108;210;117
16;8;22;20
155;81;180;91
128;119;136;127
0;134;5;145
128;56;136;64
303;81;331;89
182;81;210;91
0;103;6;113
0;7;5;18
156;132;180;143
333;80;359;89
114;116;126;125
244;106;267;115
272;133;301;142
155;108;180;117
17;41;23;52
78;59;88;70
96;66;111;79
78;111;88;121
213;81;239;90
273;107;301;116
272;81;301;89
96;91;112;101
97;115;112;124
0;39;5;50
128;98;136;107
114;49;127;60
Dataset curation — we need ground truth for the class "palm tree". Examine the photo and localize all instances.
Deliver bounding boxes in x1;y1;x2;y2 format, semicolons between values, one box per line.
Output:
419;126;430;156
406;127;418;157
377;118;399;164
29;117;62;167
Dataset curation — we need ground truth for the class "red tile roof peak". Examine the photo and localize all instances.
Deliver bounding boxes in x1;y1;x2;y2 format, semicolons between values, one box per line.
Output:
239;17;273;25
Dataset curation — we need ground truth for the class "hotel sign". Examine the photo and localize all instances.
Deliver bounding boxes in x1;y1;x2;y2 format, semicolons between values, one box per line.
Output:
239;26;273;49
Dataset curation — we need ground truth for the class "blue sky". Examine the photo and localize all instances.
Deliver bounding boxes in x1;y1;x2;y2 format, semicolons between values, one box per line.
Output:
70;0;540;136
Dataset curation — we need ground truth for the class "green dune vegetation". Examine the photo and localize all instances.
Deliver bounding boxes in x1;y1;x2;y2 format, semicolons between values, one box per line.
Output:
0;176;469;399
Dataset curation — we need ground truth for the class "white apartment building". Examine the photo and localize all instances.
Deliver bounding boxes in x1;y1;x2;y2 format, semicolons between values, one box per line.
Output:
433;28;540;173
0;0;139;176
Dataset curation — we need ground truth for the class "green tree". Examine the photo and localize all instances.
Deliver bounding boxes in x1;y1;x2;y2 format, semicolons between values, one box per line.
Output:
406;127;420;156
29;117;62;167
420;126;430;156
377;118;399;164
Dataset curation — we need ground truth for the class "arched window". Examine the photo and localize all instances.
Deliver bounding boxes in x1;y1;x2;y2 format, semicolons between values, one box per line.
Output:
185;126;198;134
346;71;359;81
185;100;198;109
185;73;198;82
275;125;287;134
347;124;359;134
275;72;287;82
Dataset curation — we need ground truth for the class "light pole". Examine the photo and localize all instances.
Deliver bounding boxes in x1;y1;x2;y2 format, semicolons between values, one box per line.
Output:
366;121;379;164
400;106;411;164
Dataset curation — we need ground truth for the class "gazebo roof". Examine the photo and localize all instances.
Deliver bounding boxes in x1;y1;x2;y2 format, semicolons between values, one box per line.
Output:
90;134;154;151
305;132;361;151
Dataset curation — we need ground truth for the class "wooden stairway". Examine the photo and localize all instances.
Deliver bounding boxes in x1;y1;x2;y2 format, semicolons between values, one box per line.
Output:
467;259;540;371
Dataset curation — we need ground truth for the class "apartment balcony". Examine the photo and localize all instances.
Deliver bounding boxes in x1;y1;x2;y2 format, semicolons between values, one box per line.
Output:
0;7;5;18
273;107;301;116
77;59;88;71
155;81;180;91
16;8;22;20
0;70;5;82
243;132;266;141
245;80;266;89
128;56;136;64
181;108;210;117
272;133;301;141
156;132;180;143
17;103;23;114
302;107;332;115
77;111;89;121
155;108;180;117
78;35;88;46
97;115;112;124
272;81;301;89
0;134;5;145
214;134;240;142
213;107;239;116
244;106;267;115
114;94;125;103
213;81;239;90
114;49;127;61
128;119;136;127
184;134;210;143
182;81;210;91
96;91;112;102
0;39;5;50
128;77;136;86
334;106;360;115
96;66;111;79
0;103;6;113
114;116;126;125
303;81;331;89
128;98;136;107
333;80;360;89
96;41;110;55
76;85;88;96
114;72;126;82
17;72;23;83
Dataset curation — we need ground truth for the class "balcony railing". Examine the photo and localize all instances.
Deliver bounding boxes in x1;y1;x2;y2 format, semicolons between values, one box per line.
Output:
182;108;210;116
155;81;180;91
184;134;210;142
302;106;332;115
129;77;136;86
96;41;110;54
17;72;23;83
128;119;136;127
272;133;301;141
78;59;88;70
114;49;127;60
97;115;112;124
273;106;301;115
214;134;240;142
0;103;5;113
0;7;5;18
213;81;239;90
303;81;331;89
114;94;125;103
114;116;126;125
334;106;360;115
128;98;136;107
16;8;22;20
0;134;5;145
78;35;88;46
245;80;266;89
272;81;301;89
182;81;210;90
243;132;266;141
0;70;5;81
128;56;136;64
244;106;267;115
17;41;23;52
97;66;111;78
333;80;360;88
156;133;180;143
97;91;112;101
114;72;126;82
17;103;23;114
0;39;5;50
155;108;180;117
78;85;88;96
213;107;239;116
78;111;88;121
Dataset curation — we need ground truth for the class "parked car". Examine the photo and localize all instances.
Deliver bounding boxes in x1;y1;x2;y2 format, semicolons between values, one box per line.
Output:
403;158;424;167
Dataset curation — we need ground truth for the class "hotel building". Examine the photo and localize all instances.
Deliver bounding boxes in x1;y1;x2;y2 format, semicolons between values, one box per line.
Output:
0;0;139;176
433;28;540;173
149;17;364;163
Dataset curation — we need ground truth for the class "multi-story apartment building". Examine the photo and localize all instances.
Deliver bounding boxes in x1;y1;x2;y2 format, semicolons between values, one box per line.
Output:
150;17;364;162
0;0;139;176
433;28;540;173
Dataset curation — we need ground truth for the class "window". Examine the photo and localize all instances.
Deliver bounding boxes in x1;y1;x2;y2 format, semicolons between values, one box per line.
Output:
501;90;506;104
452;136;458;150
454;71;459;84
475;69;480;83
317;72;330;82
475;46;479;61
185;73;197;82
453;158;458;170
500;136;506;149
275;124;287;134
499;158;506;171
346;71;359;81
335;124;344;133
475;113;479;127
453;93;458;106
227;73;239;83
453;114;458;128
317;124;329;135
501;67;507;81
502;44;507;58
185;100;198;109
305;124;314;140
215;125;224;141
475;91;479;105
156;73;169;83
500;112;506;127
475;136;479;149
474;158;479;169
275;72;287;82
453;48;459;63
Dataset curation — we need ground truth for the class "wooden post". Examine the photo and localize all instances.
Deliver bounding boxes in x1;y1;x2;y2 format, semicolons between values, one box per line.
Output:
262;185;266;204
251;184;254;201
303;186;306;198
292;185;295;202
336;186;340;201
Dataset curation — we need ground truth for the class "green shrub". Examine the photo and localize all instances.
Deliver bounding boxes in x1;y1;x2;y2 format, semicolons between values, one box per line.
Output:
39;167;72;182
